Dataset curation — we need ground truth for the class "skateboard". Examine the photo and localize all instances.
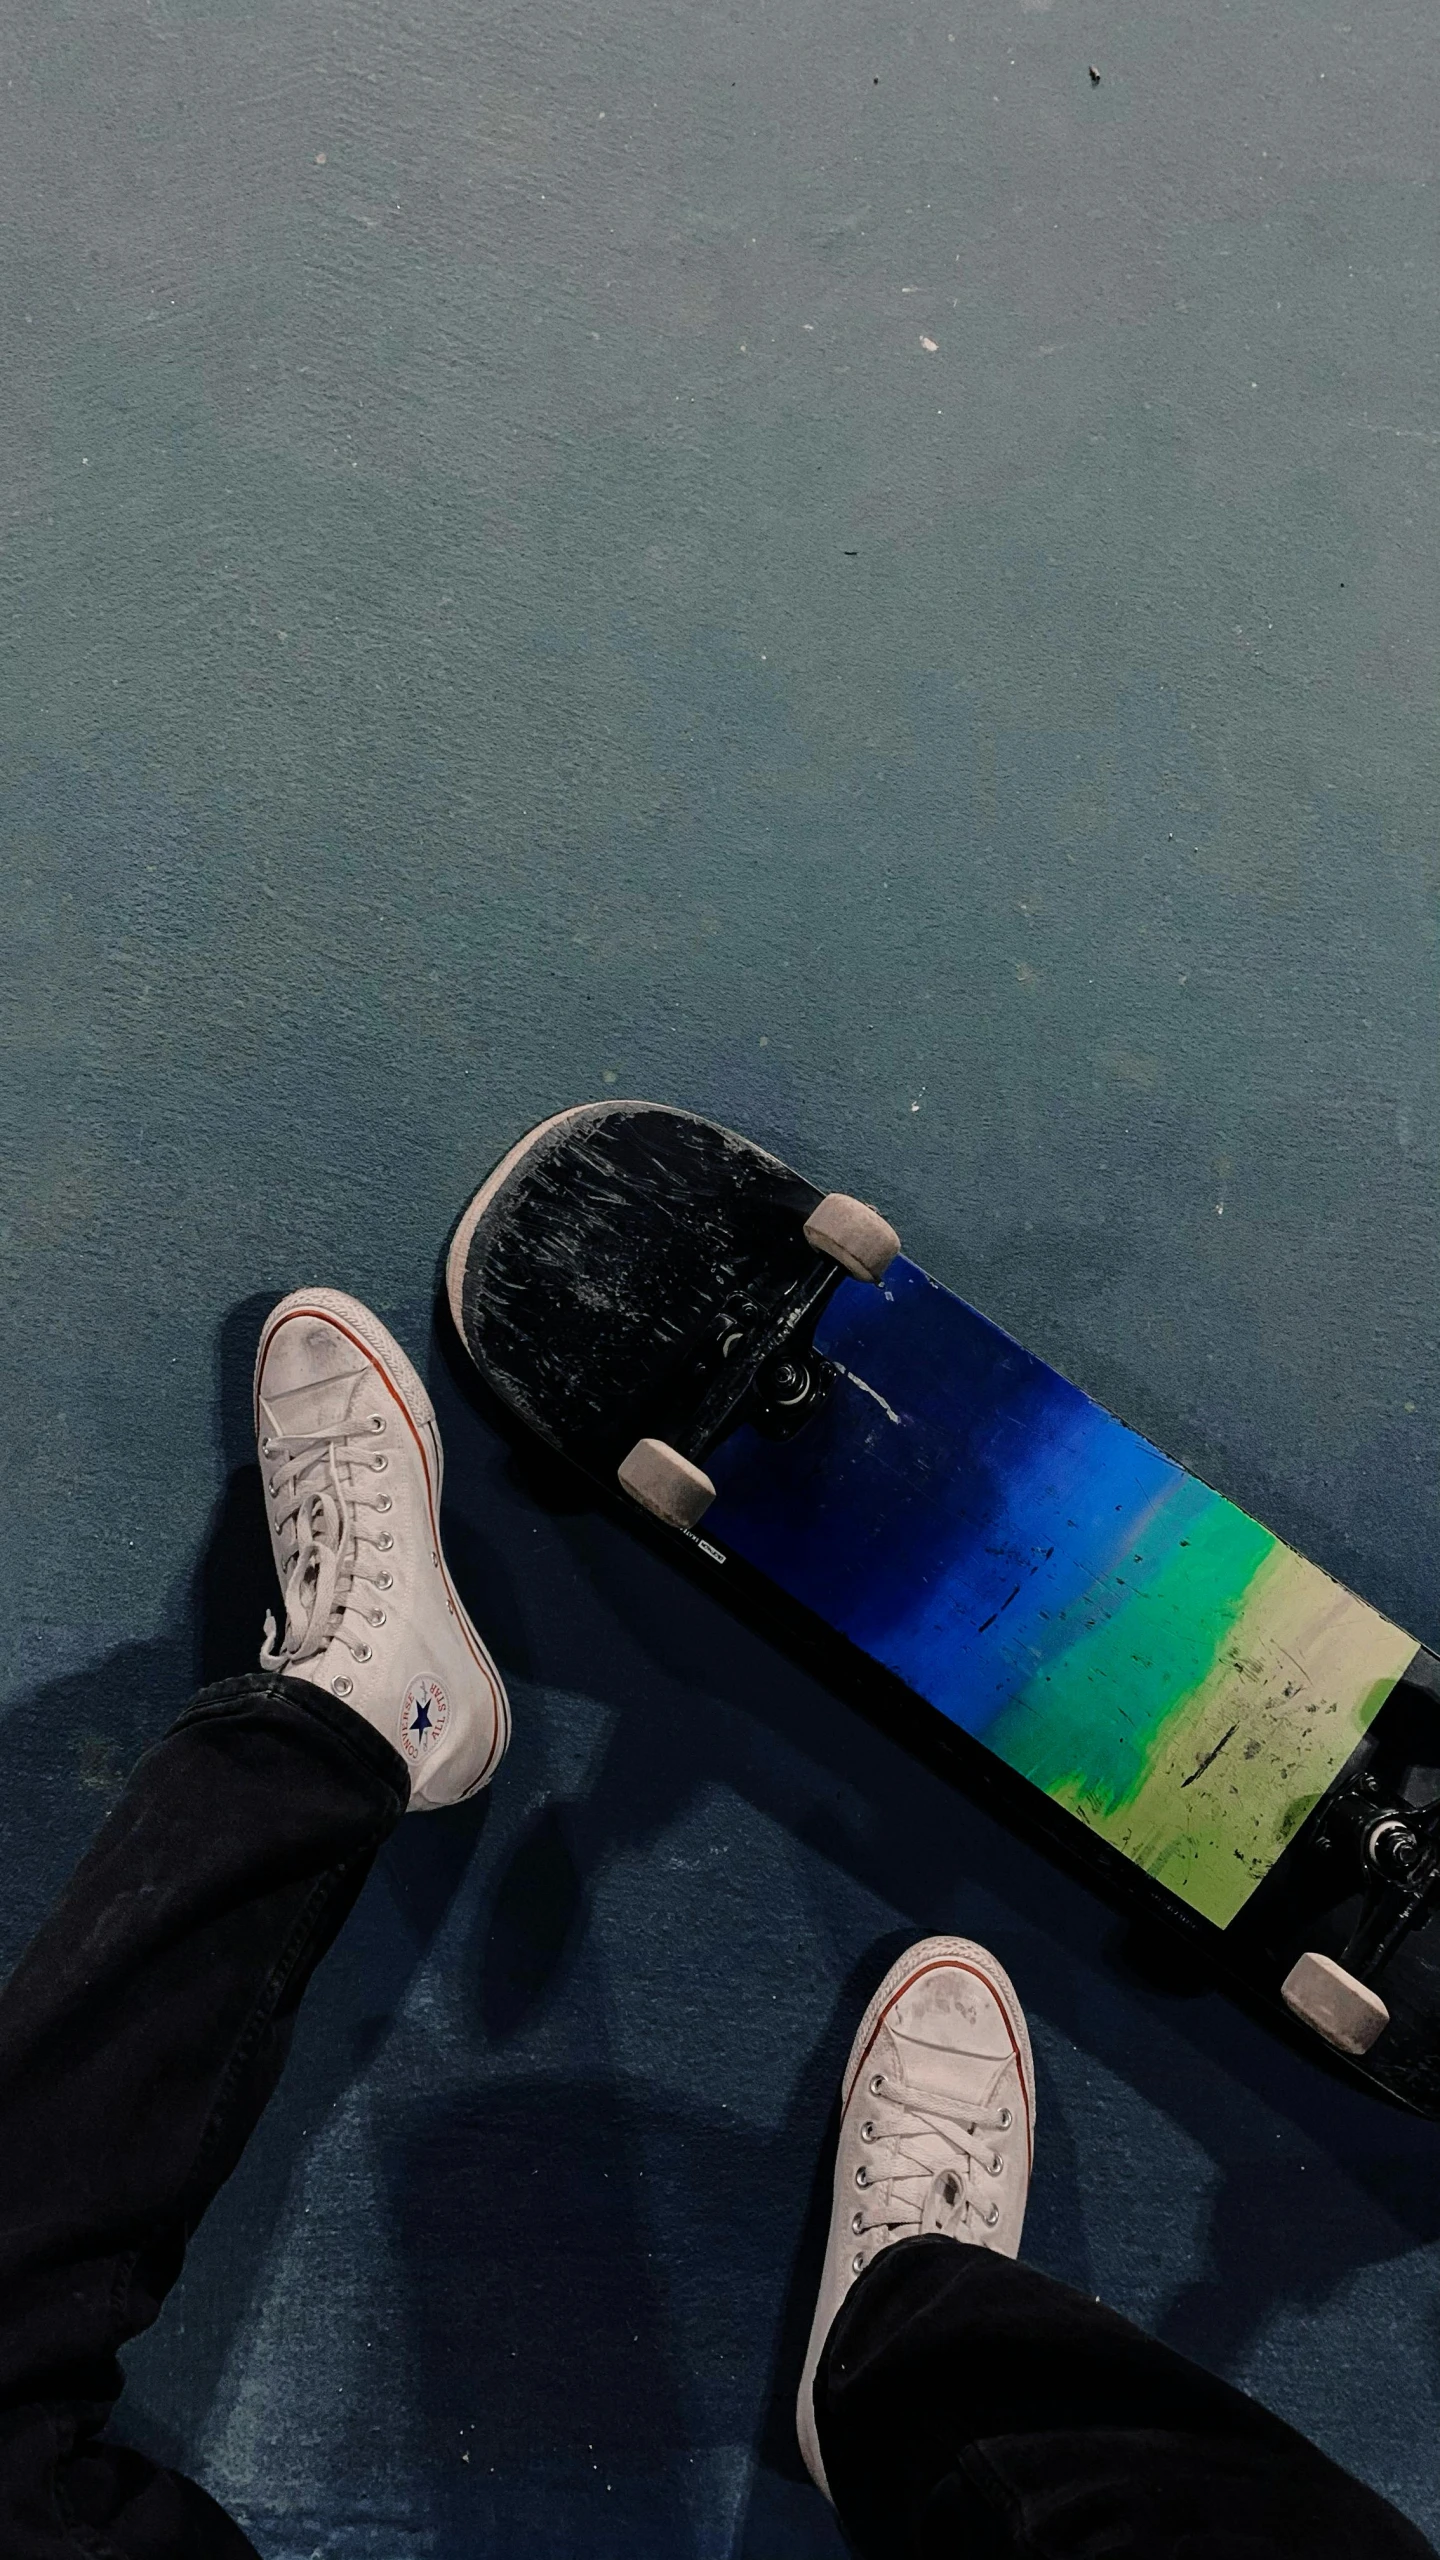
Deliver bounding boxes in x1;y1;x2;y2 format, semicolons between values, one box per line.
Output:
447;1100;1440;2113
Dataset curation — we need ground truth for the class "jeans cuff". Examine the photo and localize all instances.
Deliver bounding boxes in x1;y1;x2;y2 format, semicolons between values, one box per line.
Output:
170;1672;411;1804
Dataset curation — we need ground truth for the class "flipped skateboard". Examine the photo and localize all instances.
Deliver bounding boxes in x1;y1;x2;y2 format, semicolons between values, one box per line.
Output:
447;1100;1440;2113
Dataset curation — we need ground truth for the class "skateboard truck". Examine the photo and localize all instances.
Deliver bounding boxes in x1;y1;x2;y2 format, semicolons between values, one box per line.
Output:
749;1348;833;1439
1281;1780;1440;2058
617;1193;900;1529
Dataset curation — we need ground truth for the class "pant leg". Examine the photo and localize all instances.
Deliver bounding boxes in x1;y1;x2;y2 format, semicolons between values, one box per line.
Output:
0;1672;409;2560
816;2236;1435;2560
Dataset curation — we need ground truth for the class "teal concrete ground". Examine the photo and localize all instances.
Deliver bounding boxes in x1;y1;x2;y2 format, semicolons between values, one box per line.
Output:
2;0;1439;2548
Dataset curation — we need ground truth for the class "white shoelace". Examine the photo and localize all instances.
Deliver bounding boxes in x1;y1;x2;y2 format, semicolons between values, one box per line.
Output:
258;1407;393;1673
850;2061;1014;2256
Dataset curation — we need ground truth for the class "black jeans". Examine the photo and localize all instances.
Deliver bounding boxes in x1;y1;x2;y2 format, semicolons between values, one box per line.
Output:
0;1677;1431;2559
815;2240;1435;2558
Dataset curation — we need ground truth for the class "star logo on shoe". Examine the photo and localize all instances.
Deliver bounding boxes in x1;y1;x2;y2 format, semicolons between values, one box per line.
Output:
400;1675;450;1763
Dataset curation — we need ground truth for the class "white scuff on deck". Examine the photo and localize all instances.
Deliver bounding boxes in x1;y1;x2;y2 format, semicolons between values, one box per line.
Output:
833;1364;903;1427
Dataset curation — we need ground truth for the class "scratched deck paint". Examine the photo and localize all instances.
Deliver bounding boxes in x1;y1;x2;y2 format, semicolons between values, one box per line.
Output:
704;1259;1418;1928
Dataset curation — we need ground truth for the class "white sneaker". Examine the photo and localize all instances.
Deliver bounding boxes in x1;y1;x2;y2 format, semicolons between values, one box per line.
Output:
253;1288;511;1810
796;1935;1036;2500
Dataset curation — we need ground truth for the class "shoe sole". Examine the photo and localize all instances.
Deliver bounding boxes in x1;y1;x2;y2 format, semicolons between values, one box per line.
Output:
444;1100;657;1349
254;1286;511;1792
796;1935;1037;2500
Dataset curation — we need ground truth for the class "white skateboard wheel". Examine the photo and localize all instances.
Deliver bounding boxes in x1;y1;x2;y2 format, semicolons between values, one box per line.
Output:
1281;1950;1390;2057
803;1193;900;1285
617;1438;717;1530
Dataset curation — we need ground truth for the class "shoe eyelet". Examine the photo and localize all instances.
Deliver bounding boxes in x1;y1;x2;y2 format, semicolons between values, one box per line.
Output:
272;1515;284;1533
377;1531;394;1551
375;1495;393;1514
354;1644;373;1664
997;2107;1013;2130
860;2120;875;2142
377;1570;394;1589
369;1414;386;1433
371;1609;387;1627
851;2254;865;2275
987;2154;1004;2176
984;2203;1000;2228
851;2211;864;2234
268;1475;280;1496
260;1435;276;1456
854;2165;869;2189
333;1675;353;1698
869;2074;884;2095
373;1454;389;1472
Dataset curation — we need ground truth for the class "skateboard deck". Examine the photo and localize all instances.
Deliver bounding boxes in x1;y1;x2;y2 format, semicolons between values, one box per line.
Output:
447;1100;1440;2113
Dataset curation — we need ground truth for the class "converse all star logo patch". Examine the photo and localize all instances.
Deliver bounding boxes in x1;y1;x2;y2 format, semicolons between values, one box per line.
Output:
401;1675;450;1763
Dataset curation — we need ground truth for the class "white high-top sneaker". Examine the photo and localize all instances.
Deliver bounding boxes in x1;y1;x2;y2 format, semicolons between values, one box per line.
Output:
797;1935;1036;2500
254;1288;511;1810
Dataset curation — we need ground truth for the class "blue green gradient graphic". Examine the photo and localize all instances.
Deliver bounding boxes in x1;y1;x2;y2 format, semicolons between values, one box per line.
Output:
705;1261;1415;1924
